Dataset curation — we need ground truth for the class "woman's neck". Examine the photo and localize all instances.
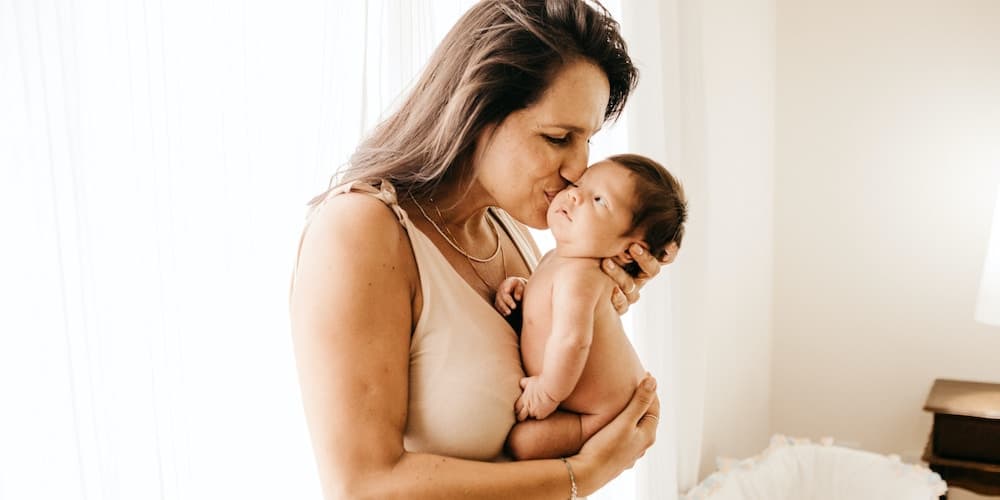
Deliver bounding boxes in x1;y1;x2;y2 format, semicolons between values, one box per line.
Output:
423;178;495;238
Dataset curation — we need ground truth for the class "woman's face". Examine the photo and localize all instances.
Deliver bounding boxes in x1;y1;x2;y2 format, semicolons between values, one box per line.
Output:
472;59;612;229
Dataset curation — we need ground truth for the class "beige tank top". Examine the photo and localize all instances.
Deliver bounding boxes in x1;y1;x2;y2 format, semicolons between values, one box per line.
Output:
292;180;539;461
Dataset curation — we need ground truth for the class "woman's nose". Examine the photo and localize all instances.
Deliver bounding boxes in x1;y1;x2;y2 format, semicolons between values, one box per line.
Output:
559;143;589;184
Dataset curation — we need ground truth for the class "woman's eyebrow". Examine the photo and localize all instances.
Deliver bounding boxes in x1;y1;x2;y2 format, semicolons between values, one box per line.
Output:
545;123;602;136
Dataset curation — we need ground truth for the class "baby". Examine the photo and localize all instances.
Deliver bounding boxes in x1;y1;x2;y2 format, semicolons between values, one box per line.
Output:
496;154;686;460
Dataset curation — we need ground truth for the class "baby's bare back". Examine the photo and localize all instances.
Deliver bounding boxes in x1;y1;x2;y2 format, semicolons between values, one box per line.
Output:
520;253;646;418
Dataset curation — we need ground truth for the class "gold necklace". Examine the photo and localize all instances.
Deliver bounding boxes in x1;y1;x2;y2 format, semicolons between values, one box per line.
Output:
411;196;508;294
411;196;502;263
464;232;507;296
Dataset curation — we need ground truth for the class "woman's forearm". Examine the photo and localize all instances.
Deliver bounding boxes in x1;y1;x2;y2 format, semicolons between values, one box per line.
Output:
337;452;594;500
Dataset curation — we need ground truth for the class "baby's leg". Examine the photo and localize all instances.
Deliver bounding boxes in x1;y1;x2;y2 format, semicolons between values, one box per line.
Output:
505;410;618;460
579;411;616;442
505;411;583;460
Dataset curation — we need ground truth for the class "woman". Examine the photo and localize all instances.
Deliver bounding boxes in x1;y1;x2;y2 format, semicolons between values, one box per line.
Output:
289;1;675;498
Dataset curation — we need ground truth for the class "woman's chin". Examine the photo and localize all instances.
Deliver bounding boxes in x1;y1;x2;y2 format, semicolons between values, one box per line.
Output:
525;218;549;230
514;206;549;229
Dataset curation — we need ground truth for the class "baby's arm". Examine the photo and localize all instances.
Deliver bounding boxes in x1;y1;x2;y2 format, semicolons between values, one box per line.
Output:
516;264;604;421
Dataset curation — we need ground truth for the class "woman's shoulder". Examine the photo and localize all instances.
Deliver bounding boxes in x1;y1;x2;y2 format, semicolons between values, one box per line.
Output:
296;188;418;283
312;189;404;231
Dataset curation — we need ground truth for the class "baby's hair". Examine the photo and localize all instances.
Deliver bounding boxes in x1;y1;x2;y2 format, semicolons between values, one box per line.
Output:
607;154;687;277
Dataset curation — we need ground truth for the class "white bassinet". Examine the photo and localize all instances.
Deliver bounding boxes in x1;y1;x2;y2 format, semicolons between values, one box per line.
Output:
684;435;947;500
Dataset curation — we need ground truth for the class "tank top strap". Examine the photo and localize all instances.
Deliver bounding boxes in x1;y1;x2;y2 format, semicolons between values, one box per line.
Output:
489;208;541;272
290;179;412;299
311;179;412;226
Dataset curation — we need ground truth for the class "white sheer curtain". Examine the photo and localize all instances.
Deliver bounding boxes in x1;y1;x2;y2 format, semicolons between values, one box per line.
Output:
0;1;472;499
622;0;710;497
0;0;679;499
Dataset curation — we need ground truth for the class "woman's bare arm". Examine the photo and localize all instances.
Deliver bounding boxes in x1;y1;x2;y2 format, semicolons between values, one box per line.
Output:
290;193;415;498
289;194;657;499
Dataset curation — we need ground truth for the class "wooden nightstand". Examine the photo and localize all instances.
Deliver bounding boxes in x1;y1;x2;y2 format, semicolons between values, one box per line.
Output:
922;379;1000;498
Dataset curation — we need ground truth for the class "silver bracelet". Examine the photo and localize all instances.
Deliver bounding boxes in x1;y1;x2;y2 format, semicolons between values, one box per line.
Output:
560;457;578;500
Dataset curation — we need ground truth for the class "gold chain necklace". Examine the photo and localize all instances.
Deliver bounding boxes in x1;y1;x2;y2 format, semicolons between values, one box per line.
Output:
411;196;501;263
411;196;508;293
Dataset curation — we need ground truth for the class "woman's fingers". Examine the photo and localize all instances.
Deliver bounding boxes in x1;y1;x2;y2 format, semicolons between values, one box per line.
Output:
629;377;659;465
601;243;679;315
622;280;640;305
630;243;663;280
573;375;660;481
602;259;628;286
628;375;658;425
638;393;660;432
611;288;630;315
602;259;635;313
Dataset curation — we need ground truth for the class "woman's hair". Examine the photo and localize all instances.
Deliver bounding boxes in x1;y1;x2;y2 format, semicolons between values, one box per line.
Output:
312;0;637;205
608;154;687;277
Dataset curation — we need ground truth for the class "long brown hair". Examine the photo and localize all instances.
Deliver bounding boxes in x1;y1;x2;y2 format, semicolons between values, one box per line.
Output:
310;0;637;206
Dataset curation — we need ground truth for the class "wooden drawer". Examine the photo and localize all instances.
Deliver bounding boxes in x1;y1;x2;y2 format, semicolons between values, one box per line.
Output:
933;413;1000;463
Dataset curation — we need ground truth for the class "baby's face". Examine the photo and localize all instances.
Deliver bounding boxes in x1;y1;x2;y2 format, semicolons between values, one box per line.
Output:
546;160;641;258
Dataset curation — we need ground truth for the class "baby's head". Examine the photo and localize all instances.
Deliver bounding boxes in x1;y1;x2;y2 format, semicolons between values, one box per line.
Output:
609;154;687;276
546;154;687;276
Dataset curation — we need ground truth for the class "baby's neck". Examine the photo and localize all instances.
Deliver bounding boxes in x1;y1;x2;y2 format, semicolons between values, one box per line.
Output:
552;246;607;261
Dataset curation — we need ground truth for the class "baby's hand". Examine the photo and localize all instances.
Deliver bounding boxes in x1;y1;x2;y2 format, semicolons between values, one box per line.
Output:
494;276;527;316
515;376;559;421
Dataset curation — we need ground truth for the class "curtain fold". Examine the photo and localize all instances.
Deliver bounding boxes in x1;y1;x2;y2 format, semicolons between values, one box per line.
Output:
622;0;710;497
0;1;687;498
1;2;473;499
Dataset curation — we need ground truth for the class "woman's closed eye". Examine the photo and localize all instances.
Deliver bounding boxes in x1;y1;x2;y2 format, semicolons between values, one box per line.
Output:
545;135;570;145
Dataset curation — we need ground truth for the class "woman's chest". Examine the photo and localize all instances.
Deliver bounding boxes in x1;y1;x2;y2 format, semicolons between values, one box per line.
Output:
404;313;524;461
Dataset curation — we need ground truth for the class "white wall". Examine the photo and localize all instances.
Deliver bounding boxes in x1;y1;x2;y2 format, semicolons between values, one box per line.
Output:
695;0;777;479
773;1;1000;497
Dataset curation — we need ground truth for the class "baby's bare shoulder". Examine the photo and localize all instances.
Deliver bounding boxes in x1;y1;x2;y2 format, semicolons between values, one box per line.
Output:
550;257;614;293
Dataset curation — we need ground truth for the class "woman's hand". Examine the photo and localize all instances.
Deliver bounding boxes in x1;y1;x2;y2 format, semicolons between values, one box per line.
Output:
603;242;679;314
571;375;660;495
